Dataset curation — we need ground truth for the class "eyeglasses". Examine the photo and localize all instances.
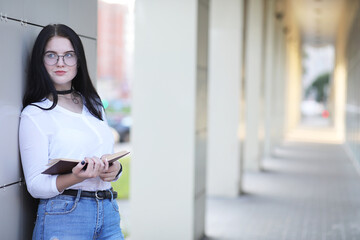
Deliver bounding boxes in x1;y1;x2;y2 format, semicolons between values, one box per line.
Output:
43;51;77;66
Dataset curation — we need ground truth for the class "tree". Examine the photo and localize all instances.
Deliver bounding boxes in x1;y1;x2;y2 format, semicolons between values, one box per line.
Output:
305;72;330;102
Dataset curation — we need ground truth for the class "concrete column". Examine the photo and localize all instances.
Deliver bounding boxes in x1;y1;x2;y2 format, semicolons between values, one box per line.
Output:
285;38;302;134
279;29;287;140
272;20;286;145
263;0;276;159
244;0;264;171
131;1;209;239
207;0;244;197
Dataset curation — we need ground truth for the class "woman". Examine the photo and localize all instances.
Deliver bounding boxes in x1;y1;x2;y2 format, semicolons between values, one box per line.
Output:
19;24;125;239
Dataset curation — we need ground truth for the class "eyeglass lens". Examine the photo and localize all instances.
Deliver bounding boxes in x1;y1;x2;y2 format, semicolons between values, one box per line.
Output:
44;52;77;66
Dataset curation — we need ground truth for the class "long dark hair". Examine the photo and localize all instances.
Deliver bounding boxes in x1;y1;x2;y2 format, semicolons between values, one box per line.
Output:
23;24;103;120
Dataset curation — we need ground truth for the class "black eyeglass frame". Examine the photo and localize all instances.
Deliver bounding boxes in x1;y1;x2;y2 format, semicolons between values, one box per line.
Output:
43;51;78;67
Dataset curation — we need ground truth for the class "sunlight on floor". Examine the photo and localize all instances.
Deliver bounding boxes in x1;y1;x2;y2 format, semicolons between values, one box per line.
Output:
286;116;343;144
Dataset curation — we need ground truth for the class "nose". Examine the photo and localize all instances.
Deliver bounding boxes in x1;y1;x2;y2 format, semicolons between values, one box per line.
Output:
56;56;65;66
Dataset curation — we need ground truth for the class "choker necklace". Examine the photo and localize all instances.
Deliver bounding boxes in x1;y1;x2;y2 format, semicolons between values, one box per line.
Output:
56;89;73;95
56;88;80;104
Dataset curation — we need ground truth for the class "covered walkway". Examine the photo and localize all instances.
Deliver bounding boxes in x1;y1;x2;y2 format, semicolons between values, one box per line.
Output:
205;141;360;240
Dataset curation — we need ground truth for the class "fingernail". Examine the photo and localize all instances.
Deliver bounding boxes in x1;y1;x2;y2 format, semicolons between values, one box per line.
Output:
81;160;85;165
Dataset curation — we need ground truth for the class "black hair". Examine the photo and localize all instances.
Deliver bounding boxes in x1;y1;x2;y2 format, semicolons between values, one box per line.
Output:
23;24;103;120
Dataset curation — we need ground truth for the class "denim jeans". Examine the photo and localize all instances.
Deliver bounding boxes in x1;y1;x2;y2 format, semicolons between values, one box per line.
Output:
32;190;124;240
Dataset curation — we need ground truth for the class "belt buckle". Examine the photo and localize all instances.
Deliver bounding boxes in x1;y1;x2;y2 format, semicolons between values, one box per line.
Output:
95;190;104;200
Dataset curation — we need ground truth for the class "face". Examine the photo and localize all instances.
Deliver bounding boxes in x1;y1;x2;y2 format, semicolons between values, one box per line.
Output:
44;36;78;90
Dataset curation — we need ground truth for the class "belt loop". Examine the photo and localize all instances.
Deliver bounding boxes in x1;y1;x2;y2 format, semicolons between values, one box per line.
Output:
75;189;82;202
108;188;114;201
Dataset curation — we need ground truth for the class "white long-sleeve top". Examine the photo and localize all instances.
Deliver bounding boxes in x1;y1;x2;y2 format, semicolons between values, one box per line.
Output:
19;99;114;199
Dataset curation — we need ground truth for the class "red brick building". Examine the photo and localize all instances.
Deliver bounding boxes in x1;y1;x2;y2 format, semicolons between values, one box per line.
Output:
97;0;133;100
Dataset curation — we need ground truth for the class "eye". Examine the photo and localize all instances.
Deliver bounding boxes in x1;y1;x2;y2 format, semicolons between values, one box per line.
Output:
65;52;75;58
45;52;57;59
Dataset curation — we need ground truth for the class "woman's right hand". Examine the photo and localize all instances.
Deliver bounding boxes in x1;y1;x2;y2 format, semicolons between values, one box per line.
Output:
72;156;106;180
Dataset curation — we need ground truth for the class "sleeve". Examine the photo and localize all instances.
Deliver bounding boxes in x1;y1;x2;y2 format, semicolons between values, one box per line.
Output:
101;107;122;182
101;107;115;153
19;113;61;199
112;162;123;182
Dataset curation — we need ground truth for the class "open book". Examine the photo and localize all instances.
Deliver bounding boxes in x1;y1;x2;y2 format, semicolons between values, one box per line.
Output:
42;150;130;175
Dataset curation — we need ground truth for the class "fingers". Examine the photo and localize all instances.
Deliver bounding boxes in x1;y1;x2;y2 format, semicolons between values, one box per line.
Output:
89;156;106;175
92;157;101;173
99;172;116;182
101;155;109;172
100;161;120;182
100;176;115;182
72;156;106;179
72;160;87;175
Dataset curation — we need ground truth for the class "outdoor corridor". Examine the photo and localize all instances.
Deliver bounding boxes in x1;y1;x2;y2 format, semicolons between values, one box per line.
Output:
205;141;360;240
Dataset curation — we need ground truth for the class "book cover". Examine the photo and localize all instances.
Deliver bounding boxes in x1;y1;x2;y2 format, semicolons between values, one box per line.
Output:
42;150;130;175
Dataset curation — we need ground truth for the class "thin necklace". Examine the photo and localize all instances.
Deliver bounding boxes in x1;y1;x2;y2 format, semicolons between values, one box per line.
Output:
71;93;80;104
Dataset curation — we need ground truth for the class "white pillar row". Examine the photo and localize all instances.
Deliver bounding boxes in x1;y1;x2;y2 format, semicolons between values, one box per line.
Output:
243;0;265;171
279;27;288;141
131;1;209;240
207;0;244;197
285;35;302;135
263;0;276;159
272;19;287;146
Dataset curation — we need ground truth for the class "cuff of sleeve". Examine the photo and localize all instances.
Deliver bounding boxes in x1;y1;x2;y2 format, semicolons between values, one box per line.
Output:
112;163;123;182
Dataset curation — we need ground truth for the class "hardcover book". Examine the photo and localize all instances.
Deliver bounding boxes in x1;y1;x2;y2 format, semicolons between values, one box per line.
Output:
42;150;130;175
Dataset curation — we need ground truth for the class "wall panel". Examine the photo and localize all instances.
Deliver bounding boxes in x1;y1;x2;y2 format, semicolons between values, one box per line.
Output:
0;20;24;185
0;184;23;240
0;0;24;20
0;1;97;239
68;0;97;38
24;0;69;27
81;37;98;82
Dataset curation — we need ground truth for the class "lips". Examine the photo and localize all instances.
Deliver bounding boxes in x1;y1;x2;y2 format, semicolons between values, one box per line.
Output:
55;71;66;76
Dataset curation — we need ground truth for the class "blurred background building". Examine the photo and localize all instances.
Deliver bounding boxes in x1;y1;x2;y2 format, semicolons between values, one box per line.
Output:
97;0;134;143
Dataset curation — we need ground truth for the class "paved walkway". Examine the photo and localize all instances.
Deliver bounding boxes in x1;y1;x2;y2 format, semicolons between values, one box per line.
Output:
117;141;360;239
205;141;360;240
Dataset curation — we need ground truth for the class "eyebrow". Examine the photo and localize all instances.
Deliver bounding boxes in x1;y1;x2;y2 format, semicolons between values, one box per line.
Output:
44;50;75;54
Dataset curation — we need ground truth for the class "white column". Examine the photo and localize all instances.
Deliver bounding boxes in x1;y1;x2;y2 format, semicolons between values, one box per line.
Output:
285;38;302;134
273;20;286;145
279;28;287;141
131;1;209;239
207;0;244;196
263;0;276;159
244;0;264;170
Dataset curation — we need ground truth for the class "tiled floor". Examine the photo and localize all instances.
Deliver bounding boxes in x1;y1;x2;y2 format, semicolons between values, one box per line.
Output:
205;142;360;240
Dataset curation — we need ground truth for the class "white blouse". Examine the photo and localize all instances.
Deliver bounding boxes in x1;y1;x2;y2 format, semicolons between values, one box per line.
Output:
19;99;114;199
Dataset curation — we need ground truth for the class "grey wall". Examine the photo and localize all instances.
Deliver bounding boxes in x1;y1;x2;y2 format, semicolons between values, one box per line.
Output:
0;0;97;239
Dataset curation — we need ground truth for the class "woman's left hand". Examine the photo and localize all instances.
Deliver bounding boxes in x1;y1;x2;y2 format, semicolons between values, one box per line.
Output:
99;155;121;182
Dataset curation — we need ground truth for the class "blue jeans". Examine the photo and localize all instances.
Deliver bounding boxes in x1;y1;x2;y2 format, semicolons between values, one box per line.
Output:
32;190;124;240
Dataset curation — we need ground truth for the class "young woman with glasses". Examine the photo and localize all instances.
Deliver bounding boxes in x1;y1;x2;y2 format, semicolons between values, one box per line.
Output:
19;24;125;239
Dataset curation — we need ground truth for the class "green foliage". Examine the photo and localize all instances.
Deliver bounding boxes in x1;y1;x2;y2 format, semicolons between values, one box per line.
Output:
111;155;131;199
106;105;131;115
122;230;129;238
305;72;330;102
